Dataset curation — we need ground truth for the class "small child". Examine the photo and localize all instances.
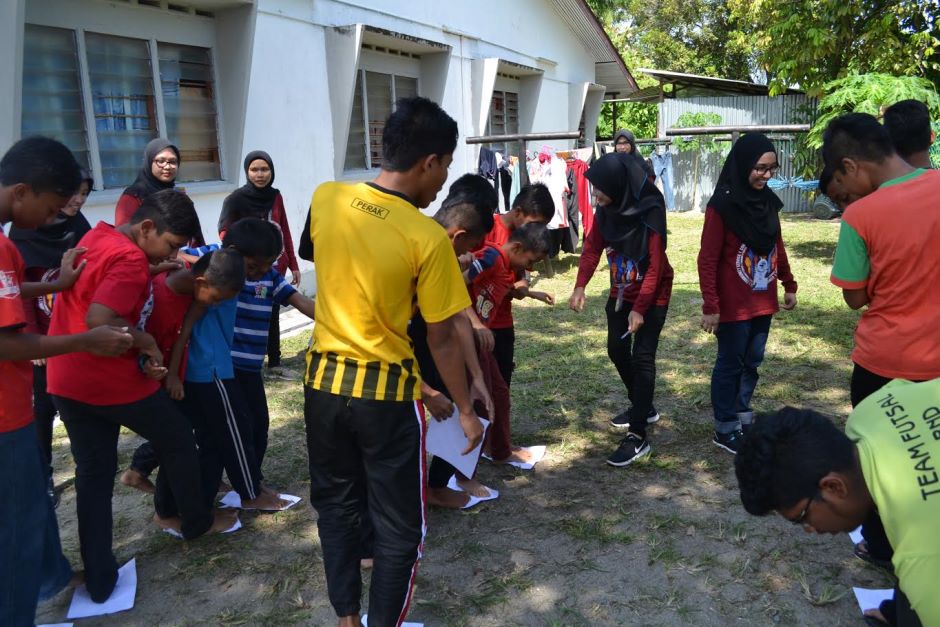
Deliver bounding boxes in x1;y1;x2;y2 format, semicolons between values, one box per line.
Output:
121;249;246;494
181;218;314;510
475;184;556;387
469;222;552;466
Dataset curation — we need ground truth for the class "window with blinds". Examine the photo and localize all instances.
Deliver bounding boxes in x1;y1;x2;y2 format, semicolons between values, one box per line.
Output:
21;23;223;190
345;69;419;171
485;90;519;155
21;25;91;171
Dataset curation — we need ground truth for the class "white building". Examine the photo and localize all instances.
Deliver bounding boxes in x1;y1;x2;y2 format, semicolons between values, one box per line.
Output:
1;0;635;285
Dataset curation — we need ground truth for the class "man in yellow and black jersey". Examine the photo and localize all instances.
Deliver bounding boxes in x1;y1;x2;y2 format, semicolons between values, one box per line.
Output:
304;97;482;627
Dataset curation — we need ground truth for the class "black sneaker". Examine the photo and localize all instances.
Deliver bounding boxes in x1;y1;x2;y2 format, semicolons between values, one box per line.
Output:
713;429;745;454
606;433;651;466
610;406;660;430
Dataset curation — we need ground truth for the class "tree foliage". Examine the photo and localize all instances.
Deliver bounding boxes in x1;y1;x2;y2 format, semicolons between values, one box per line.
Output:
729;0;940;96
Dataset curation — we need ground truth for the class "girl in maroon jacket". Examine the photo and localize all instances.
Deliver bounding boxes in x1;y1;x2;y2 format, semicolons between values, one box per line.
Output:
698;134;797;454
217;151;300;373
568;152;673;467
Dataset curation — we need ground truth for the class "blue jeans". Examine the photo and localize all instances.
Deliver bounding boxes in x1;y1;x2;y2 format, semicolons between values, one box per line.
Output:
0;422;72;626
711;315;772;433
651;151;676;211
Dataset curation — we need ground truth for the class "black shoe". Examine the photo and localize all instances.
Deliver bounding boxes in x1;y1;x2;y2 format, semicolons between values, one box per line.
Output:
610;406;660;430
713;430;745;454
606;433;651;467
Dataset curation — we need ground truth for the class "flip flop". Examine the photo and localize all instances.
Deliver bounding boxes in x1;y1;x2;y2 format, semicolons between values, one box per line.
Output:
162;517;242;539
482;445;546;470
447;475;499;501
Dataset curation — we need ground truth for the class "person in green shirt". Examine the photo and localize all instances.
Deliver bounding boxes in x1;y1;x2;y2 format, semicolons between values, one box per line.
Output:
735;378;940;627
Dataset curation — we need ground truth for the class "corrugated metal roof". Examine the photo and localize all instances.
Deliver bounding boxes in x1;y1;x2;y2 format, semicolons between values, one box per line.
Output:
640;68;804;96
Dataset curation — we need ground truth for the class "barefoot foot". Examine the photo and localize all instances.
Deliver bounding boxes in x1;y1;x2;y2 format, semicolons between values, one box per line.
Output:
209;508;240;533
427;486;472;509
242;490;292;511
121;468;155;494
360;558;374;570
455;477;493;498
153;513;182;534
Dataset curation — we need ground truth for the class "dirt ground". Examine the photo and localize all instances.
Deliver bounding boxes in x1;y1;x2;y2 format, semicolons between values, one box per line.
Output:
36;213;892;626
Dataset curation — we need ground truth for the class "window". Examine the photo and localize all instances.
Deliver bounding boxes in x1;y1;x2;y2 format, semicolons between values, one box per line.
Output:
21;25;91;171
485;90;519;154
345;70;418;171
21;24;222;189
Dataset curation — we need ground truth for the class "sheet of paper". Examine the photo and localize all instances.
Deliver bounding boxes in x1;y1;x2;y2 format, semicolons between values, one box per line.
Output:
67;559;137;619
483;445;547;470
362;615;422;627
163;517;242;539
849;526;864;545
853;587;893;613
219;491;302;511
425;408;489;478
447;475;499;502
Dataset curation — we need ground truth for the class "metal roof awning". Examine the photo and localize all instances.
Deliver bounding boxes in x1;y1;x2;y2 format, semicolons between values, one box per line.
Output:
638;68;804;97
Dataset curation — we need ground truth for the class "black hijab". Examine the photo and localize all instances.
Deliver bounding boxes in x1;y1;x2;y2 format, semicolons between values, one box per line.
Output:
122;138;180;200
586;152;667;265
708;133;783;255
614;129;638;153
217;151;279;232
9;170;94;269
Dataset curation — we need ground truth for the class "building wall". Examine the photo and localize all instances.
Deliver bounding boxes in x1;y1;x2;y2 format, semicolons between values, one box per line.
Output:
6;0;608;289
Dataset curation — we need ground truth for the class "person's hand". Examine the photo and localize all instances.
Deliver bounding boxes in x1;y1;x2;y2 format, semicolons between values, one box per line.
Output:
422;388;454;421
531;291;555;306
473;325;495;353
165;373;184;400
142;358;168;381
458;408;484;455
32;358;46;367
470;374;494;418
80;325;134;356
457;252;474;272
568;287;586;312
289;270;301;286
628;310;644;334
150;259;184;275
701;313;720;334
57;247;88;289
782;292;797;310
138;333;167;379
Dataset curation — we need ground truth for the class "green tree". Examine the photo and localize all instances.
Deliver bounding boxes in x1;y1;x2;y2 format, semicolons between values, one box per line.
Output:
729;0;940;96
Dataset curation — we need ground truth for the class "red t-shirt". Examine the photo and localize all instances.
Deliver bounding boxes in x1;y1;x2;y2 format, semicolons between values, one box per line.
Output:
114;194;143;227
697;207;797;323
575;227;673;315
145;272;193;378
47;223;160;405
469;246;515;328
473;216;517;329
0;233;34;433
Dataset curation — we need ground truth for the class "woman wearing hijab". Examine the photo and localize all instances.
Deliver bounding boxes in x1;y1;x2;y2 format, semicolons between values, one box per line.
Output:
114;138;180;226
568;152;673;467
698;133;798;454
9;169;94;496
218;151;300;373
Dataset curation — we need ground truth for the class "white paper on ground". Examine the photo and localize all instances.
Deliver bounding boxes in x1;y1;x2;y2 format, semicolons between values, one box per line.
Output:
425;408;489;478
849;526;864;545
853;587;893;613
162;517;242;539
67;559;137;619
483;444;547;470
446;475;499;501
362;615;422;627
219;490;302;511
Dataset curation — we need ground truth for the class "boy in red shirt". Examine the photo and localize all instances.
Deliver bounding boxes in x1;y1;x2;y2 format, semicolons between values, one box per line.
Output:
47;189;238;603
0;137;134;626
475;184;555;388
469;223;552;466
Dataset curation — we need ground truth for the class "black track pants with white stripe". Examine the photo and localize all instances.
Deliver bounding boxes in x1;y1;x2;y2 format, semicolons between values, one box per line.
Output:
304;387;427;625
183;377;262;501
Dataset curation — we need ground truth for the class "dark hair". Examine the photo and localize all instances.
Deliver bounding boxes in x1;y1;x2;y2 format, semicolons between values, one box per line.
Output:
191;248;245;293
381;97;458;172
883;99;932;158
818;164;834;195
0;136;82;196
508;222;552;256
222;217;282;259
130;188;202;238
822;113;895;171
735;407;856;516
434;174;497;237
511;183;555;222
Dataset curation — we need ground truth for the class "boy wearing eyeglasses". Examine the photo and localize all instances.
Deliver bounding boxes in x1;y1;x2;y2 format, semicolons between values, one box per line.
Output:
735;377;940;627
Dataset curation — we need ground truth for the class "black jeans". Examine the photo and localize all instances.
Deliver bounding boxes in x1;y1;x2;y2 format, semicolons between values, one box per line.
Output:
32;365;57;473
491;326;515;386
267;305;281;368
305;387;425;623
850;362;894;409
234;368;270;469
605;300;668;438
52;391;212;602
